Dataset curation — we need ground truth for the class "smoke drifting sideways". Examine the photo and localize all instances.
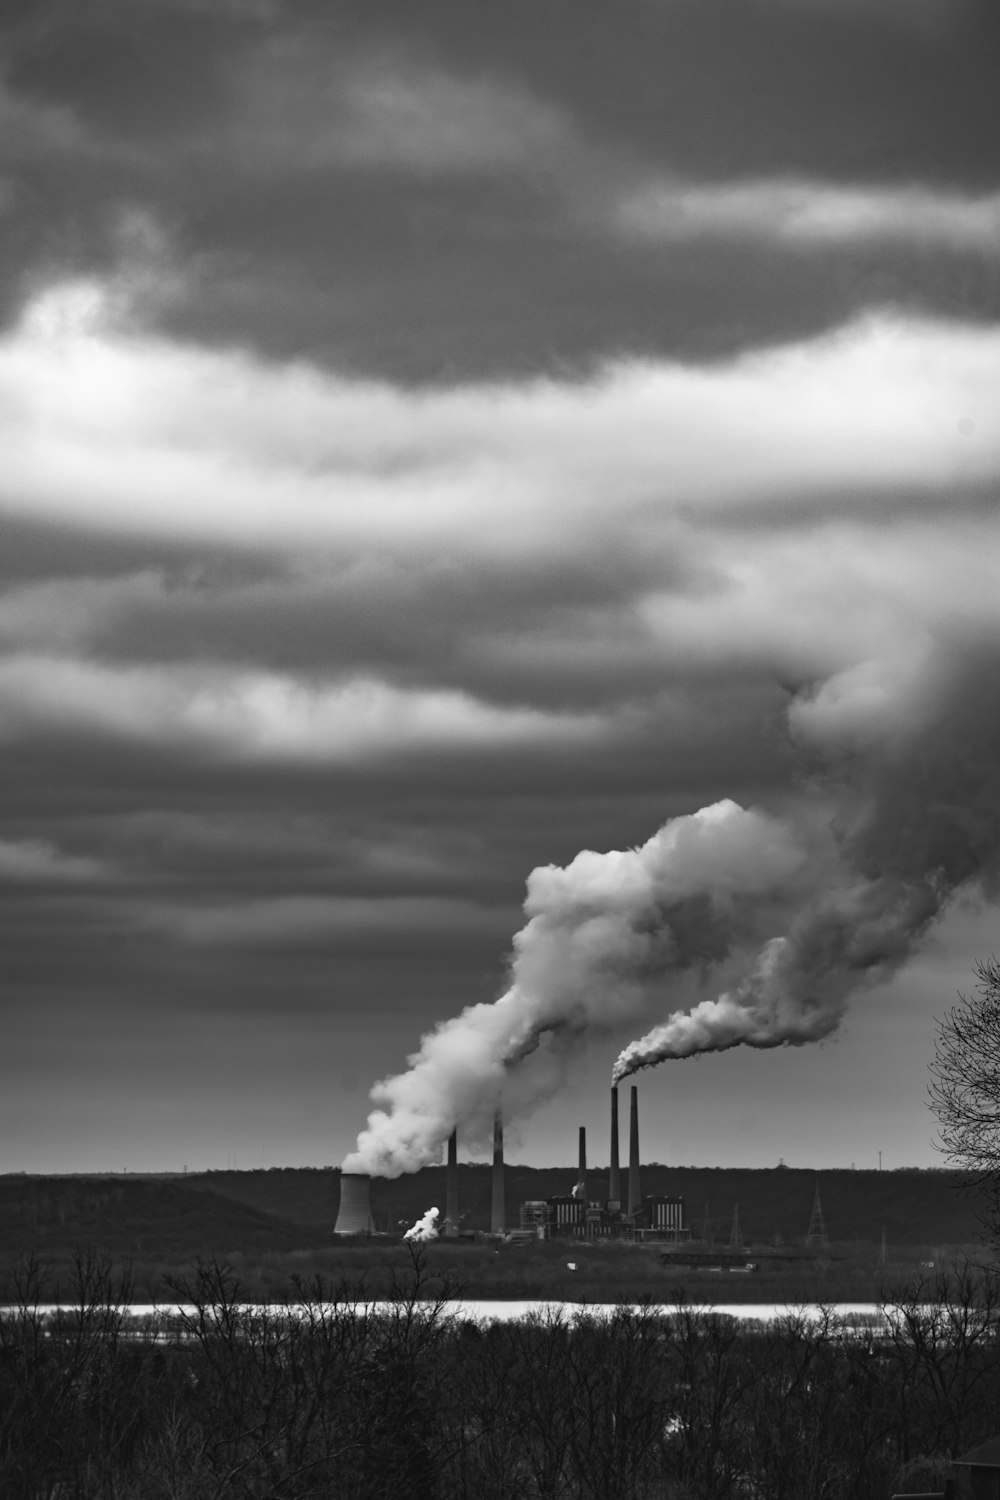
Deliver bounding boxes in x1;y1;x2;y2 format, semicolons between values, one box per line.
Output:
343;630;1000;1179
614;634;1000;1082
403;1208;440;1242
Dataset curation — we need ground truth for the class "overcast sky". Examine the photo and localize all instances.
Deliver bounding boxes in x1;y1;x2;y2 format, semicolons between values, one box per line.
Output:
2;0;999;1177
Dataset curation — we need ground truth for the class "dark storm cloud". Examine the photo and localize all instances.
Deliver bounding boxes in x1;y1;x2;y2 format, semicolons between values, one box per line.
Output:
161;214;1000;382
366;0;999;197
0;513;283;587
1;0;998;379
2;542;705;713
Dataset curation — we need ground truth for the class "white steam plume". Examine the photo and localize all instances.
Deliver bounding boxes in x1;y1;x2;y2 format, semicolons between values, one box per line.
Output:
344;630;1000;1178
615;631;1000;1081
403;1207;440;1242
344;799;812;1176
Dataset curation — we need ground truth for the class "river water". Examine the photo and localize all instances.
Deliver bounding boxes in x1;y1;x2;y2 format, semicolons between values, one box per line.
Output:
6;1299;887;1325
444;1299;886;1324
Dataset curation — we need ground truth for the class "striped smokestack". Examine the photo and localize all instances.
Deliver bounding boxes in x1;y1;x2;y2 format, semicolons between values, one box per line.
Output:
578;1125;587;1203
609;1086;621;1205
334;1173;374;1235
628;1085;641;1217
444;1128;459;1238
491;1112;506;1234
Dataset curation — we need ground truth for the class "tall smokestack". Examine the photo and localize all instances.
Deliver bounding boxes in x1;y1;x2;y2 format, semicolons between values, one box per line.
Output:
491;1112;505;1234
334;1172;374;1235
578;1125;587;1203
609;1086;621;1205
628;1085;641;1217
444;1128;459;1238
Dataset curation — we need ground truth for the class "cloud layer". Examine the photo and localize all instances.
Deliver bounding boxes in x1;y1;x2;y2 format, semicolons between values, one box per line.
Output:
1;0;998;1173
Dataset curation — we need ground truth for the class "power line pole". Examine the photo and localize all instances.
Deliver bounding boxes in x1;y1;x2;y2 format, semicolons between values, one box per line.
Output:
805;1179;829;1251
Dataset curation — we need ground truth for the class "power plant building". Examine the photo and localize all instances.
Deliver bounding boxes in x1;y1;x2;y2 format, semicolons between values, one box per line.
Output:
549;1196;586;1231
644;1196;686;1234
520;1191;688;1241
517;1087;689;1241
520;1199;553;1234
338;1085;687;1241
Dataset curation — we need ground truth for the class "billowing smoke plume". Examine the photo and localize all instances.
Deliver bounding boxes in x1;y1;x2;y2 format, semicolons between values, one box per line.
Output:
344;800;811;1176
615;632;1000;1080
344;630;1000;1178
403;1207;440;1242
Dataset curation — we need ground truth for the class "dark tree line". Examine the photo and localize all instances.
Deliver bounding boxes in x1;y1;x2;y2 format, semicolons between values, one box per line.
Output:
1;1248;997;1499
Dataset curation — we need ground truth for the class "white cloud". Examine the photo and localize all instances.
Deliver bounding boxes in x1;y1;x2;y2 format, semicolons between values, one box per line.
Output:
618;178;1000;254
635;518;1000;681
0;654;603;764
2;276;1000;760
2;282;998;563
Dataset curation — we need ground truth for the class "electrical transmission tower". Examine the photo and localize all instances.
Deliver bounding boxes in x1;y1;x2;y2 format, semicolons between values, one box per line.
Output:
805;1180;829;1251
729;1202;744;1251
877;1226;888;1268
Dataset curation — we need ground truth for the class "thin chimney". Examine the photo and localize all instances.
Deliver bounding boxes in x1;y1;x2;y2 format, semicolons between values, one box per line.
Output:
578;1125;587;1203
445;1128;459;1237
491;1111;506;1234
628;1084;641;1217
609;1086;621;1205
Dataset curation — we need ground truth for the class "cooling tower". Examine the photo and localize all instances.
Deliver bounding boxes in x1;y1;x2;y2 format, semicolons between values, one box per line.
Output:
578;1125;588;1203
491;1112;506;1233
609;1086;621;1205
444;1128;459;1238
334;1172;374;1235
628;1085;641;1217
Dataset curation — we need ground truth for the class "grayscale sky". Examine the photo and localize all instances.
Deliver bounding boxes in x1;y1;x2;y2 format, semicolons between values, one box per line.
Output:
2;0;999;1176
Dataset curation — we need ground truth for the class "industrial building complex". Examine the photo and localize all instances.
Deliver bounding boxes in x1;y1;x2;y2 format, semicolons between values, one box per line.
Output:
334;1084;689;1242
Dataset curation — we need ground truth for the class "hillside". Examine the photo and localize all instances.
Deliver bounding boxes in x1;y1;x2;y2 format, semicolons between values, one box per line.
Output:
182;1167;337;1227
183;1163;984;1248
0;1175;324;1268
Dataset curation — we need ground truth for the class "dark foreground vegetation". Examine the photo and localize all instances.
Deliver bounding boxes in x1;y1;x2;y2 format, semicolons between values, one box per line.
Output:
2;1248;998;1499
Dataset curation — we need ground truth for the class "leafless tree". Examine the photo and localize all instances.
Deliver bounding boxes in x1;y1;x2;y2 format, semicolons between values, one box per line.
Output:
929;957;1000;1238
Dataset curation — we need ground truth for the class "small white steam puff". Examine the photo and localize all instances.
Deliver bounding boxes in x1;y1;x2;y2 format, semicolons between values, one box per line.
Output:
403;1207;440;1242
